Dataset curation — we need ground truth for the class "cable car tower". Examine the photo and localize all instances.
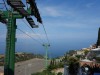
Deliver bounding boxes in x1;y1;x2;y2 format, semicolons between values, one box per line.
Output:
0;0;42;75
43;44;50;69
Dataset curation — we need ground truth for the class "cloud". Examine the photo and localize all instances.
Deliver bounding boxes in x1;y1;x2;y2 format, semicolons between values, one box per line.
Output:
61;23;88;29
40;6;63;17
86;3;94;8
40;6;78;18
45;7;62;17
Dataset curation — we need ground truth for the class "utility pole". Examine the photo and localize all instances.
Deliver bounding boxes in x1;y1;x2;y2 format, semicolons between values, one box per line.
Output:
0;0;42;75
43;44;50;69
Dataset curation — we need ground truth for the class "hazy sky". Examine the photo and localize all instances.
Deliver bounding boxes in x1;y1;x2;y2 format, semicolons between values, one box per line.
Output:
0;0;100;57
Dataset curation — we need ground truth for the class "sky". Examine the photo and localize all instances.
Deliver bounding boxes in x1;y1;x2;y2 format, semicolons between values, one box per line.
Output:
0;0;100;57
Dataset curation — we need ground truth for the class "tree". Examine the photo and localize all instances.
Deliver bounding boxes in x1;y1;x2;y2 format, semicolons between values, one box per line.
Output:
75;55;81;60
84;50;89;56
57;72;63;75
47;59;57;71
96;27;100;47
68;57;79;75
68;50;76;56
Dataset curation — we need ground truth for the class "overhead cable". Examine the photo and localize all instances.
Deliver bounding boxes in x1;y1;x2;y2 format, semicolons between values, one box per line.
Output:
2;0;8;11
17;28;42;45
22;19;44;43
42;24;50;45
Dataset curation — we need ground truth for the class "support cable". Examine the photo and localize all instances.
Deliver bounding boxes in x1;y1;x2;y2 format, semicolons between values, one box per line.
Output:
42;23;50;45
26;1;28;9
17;28;42;45
22;19;44;44
2;0;8;11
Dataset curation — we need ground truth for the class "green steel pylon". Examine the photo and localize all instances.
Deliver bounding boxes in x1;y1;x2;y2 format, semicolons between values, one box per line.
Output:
0;0;42;75
5;11;16;75
0;9;39;75
2;11;23;75
43;44;50;69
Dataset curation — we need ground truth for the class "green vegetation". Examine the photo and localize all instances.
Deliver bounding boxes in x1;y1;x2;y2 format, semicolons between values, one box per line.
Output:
68;50;76;56
15;52;44;62
47;59;63;71
32;70;63;75
68;56;79;75
57;72;63;75
0;52;44;66
75;55;81;59
32;70;55;75
84;50;89;56
0;55;4;66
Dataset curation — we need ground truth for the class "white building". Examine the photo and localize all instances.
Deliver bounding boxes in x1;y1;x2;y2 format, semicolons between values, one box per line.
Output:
87;48;100;59
76;50;84;55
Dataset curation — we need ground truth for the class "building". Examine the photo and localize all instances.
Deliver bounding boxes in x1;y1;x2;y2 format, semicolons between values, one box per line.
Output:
76;50;84;55
87;48;100;61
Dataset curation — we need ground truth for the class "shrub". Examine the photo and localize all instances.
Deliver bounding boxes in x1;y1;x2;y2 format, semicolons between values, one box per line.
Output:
57;72;63;75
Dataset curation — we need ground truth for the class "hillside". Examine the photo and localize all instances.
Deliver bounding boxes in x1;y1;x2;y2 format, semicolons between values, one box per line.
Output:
0;52;44;66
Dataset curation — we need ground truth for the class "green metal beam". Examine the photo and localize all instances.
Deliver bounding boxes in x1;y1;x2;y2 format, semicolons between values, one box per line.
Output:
0;7;32;75
4;12;16;75
3;11;23;75
0;11;23;19
0;1;41;75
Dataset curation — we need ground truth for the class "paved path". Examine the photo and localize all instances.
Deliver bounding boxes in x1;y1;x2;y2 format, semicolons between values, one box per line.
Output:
0;58;46;75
